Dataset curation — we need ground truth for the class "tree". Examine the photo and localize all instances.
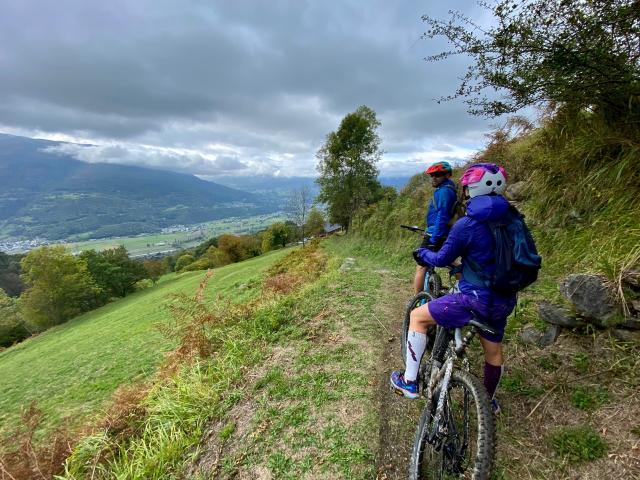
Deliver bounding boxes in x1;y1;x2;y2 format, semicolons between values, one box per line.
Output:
0;288;30;347
286;186;312;246
175;254;196;272
305;207;326;237
143;259;166;284
80;246;147;298
20;246;101;328
422;0;640;127
316;105;383;231
0;252;26;297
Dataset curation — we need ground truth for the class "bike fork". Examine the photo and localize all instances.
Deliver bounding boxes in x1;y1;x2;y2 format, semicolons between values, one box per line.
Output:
428;358;453;445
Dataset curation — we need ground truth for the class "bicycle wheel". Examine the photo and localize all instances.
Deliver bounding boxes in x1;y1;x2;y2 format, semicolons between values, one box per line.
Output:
426;271;443;297
409;370;495;480
401;291;434;366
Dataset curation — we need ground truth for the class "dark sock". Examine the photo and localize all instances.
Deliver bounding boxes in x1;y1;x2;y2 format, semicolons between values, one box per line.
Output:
483;362;503;399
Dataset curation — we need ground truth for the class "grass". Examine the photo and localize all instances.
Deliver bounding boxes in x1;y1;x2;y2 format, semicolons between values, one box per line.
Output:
0;247;292;443
548;425;608;463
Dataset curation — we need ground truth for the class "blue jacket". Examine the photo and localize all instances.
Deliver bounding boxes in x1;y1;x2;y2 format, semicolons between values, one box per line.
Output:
417;195;516;305
425;179;457;245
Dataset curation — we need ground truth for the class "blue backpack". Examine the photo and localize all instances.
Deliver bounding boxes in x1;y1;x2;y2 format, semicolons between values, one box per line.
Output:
469;206;542;295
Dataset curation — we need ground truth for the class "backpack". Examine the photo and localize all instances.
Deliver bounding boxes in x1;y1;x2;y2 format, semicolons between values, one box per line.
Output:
468;205;542;295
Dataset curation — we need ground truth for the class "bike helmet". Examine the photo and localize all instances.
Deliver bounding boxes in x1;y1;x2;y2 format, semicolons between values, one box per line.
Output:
425;161;453;176
460;163;507;198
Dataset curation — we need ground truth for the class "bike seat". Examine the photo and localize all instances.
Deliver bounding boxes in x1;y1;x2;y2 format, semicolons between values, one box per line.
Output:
468;318;498;336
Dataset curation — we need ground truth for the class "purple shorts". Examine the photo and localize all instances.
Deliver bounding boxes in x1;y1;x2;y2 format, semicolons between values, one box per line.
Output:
428;293;515;343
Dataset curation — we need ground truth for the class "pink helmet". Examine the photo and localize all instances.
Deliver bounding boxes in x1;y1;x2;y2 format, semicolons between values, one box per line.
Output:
460;163;508;198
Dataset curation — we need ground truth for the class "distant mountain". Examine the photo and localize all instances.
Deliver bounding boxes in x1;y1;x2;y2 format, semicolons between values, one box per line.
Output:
0;134;276;241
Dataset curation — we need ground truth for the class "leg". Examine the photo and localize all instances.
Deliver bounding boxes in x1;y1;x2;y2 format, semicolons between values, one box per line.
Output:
414;265;427;294
479;337;503;403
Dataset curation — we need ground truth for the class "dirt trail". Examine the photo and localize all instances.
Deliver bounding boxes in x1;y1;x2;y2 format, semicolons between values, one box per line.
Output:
372;271;422;480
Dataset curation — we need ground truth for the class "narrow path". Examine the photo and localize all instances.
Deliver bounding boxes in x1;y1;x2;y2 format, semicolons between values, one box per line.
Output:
371;269;423;480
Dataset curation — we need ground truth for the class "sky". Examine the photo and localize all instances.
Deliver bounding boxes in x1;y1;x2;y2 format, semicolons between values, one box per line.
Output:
0;0;498;179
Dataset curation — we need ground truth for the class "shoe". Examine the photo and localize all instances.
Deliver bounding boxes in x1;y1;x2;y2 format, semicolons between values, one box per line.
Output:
390;370;419;399
491;398;501;415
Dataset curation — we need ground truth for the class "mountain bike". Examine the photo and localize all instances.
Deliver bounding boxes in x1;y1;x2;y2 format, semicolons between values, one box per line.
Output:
409;319;497;480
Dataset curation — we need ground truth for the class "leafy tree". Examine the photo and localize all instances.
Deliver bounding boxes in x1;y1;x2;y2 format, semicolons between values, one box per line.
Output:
0;252;26;297
422;0;640;127
218;234;260;262
163;254;177;272
305;207;326;237
316;105;383;231
20;246;101;328
205;246;229;267
175;254;196;272
287;186;312;246
143;259;166;284
0;288;30;347
80;246;147;298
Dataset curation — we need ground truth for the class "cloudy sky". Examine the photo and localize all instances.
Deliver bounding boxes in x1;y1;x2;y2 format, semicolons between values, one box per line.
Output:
0;0;497;179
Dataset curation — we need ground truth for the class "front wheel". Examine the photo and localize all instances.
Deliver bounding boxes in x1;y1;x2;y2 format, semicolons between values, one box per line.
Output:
401;292;434;366
409;370;495;480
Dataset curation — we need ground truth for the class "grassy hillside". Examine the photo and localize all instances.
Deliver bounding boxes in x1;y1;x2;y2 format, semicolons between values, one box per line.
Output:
0;247;292;442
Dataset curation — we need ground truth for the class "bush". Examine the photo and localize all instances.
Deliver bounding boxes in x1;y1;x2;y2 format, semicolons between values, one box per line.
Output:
175;254;195;272
0;289;30;347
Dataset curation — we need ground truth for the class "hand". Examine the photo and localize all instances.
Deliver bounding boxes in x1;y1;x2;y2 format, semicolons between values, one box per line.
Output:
412;248;431;267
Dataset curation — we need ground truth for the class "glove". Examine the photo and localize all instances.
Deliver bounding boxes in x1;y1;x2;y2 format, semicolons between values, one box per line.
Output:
412;248;431;267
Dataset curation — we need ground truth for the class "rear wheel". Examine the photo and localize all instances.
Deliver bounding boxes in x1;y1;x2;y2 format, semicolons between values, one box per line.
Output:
409;370;495;480
401;292;434;367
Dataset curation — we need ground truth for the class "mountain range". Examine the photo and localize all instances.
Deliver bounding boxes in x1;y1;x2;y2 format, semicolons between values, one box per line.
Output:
0;134;273;241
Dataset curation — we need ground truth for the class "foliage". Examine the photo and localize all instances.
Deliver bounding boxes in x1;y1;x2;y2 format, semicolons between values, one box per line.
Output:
316;105;384;231
548;425;608;463
0;251;26;297
142;259;166;284
260;223;291;253
80;246;147;298
305;207;326;237
217;233;260;263
20;246;101;329
423;0;640;129
0;288;30;347
175;254;196;272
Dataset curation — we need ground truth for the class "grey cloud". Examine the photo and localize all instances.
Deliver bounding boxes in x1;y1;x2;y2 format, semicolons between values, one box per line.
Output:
0;0;493;177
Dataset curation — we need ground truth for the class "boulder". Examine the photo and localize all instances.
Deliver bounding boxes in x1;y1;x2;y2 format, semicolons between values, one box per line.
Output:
560;274;618;326
538;302;579;328
631;300;640;313
505;181;527;201
520;323;560;348
612;329;640;344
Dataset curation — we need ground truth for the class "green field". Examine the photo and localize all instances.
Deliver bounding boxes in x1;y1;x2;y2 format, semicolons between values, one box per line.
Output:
63;213;285;256
0;247;292;440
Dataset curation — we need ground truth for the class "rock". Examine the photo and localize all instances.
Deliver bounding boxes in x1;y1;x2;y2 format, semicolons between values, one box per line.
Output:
520;324;560;348
612;329;640;344
505;181;527;201
560;274;618;325
339;257;356;272
538;301;579;328
619;316;640;331
622;269;640;288
631;300;640;312
237;283;249;290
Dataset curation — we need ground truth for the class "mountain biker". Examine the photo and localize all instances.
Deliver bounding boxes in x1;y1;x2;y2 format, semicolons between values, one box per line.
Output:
414;161;457;294
392;163;515;413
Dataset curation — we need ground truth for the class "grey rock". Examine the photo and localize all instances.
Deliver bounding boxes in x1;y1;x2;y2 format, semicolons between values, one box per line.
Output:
560;274;618;325
237;283;249;290
538;301;579;328
505;181;527;201
612;329;640;344
339;257;356;272
631;300;640;312
521;323;561;348
619;316;640;331
622;270;640;288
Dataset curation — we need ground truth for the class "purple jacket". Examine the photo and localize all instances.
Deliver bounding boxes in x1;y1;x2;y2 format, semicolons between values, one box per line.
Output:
416;195;516;305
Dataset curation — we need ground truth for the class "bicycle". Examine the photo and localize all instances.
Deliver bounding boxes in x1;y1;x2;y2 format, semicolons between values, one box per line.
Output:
409;319;497;479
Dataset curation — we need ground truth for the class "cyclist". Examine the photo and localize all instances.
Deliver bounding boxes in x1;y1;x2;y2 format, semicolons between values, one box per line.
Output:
414;161;457;294
392;163;514;413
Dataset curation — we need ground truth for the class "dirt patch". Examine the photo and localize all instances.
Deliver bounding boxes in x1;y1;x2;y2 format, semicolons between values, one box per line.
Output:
372;273;423;480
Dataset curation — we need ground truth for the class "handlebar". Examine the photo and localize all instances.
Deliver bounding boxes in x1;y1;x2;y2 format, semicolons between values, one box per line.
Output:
400;224;426;234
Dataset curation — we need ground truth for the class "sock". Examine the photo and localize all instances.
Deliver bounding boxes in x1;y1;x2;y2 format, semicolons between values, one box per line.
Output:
484;362;504;399
404;330;427;382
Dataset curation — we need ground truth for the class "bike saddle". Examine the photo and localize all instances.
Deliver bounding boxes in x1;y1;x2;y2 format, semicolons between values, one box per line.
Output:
468;318;498;336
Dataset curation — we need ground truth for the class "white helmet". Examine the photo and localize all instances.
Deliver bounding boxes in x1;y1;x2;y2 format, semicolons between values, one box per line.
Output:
460;163;508;198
